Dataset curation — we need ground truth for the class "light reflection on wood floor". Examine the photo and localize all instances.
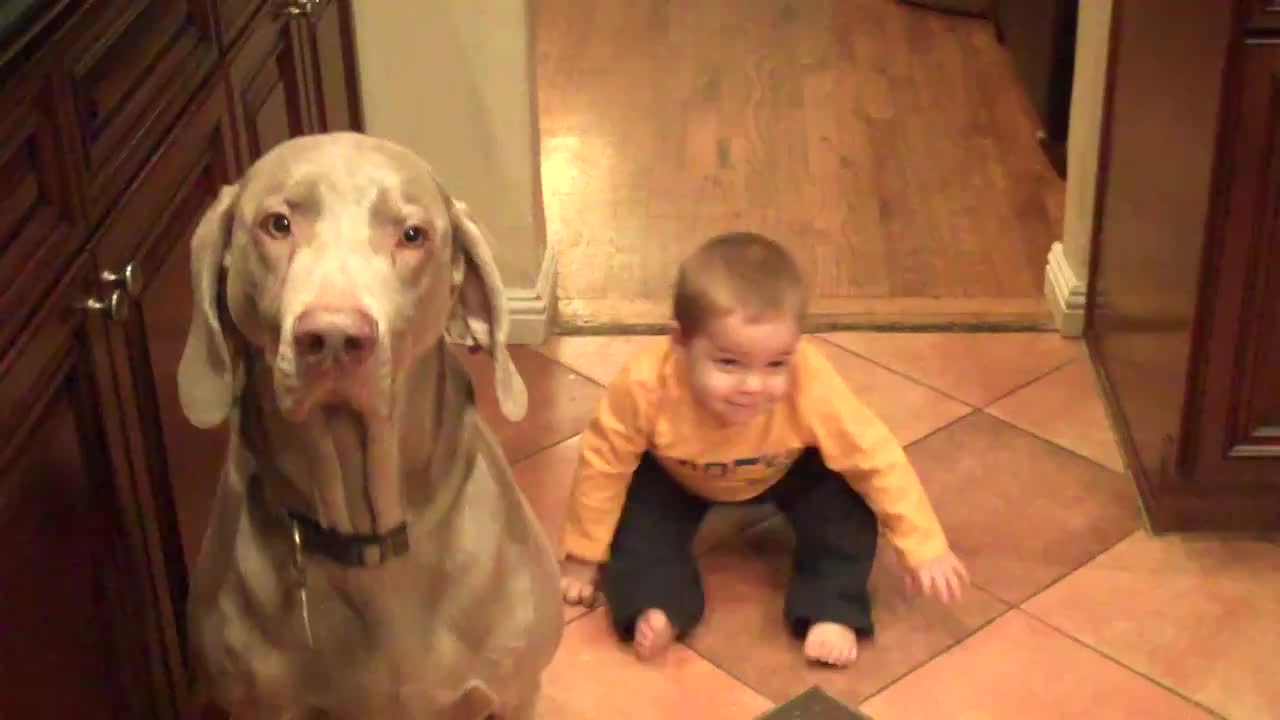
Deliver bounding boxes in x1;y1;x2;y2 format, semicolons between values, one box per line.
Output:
535;0;1065;332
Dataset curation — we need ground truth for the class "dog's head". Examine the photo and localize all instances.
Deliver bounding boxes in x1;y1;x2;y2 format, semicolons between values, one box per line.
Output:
177;132;527;427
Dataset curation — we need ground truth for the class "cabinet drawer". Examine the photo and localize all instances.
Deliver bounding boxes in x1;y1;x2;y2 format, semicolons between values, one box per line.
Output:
1244;0;1280;33
56;0;217;224
0;72;84;353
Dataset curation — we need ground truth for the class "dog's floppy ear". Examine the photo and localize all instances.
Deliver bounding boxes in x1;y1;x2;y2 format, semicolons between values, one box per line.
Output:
444;196;529;422
178;183;241;429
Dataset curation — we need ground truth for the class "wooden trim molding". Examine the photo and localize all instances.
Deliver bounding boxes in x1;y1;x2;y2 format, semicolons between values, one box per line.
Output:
1044;241;1087;336
505;244;557;345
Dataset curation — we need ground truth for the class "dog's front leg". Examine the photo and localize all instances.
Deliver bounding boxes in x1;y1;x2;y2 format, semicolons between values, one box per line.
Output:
440;680;502;720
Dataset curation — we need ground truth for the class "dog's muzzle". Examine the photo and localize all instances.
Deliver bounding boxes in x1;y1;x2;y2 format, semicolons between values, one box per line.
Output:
292;307;379;372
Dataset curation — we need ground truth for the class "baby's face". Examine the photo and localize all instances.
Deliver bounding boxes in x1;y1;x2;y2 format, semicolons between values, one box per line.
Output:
679;312;800;426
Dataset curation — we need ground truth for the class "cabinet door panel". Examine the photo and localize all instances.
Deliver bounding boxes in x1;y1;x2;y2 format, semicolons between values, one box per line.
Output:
0;254;174;719
304;0;363;132
1082;0;1280;531
228;9;312;167
93;78;238;697
0;72;83;351
1245;0;1280;33
57;0;217;222
1191;40;1280;488
212;0;265;51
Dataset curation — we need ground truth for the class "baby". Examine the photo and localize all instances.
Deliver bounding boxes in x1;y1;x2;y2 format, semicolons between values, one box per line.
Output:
558;232;969;666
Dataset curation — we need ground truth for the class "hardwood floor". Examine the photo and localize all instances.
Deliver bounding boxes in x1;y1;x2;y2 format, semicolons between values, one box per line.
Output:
535;0;1065;332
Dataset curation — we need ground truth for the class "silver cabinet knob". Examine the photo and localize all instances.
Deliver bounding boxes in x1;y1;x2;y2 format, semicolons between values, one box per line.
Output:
78;289;130;324
278;0;320;18
100;262;142;297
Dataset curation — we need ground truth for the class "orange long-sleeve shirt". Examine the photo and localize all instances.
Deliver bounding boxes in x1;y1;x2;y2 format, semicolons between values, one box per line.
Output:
560;336;951;568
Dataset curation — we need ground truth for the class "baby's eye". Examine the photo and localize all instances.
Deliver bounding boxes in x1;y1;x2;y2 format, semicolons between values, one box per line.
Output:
768;359;789;369
715;357;737;367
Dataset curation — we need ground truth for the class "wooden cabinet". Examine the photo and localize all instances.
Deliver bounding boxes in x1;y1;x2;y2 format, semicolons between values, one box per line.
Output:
94;76;240;625
1244;0;1280;33
0;69;83;353
1087;0;1280;532
0;254;177;720
0;0;363;715
1194;40;1280;487
53;0;219;223
227;0;363;168
302;0;365;134
227;4;312;166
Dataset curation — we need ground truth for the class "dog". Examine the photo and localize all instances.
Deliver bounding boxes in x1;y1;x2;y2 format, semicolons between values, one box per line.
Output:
176;132;563;718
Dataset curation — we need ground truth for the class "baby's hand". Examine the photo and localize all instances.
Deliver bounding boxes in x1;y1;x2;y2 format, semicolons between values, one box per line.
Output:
907;550;970;604
559;556;601;607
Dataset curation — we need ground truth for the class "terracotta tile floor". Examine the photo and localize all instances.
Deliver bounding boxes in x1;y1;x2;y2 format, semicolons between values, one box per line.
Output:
467;333;1278;720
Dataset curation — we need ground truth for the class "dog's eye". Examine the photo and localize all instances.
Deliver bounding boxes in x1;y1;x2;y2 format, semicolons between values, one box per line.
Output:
402;225;428;246
262;212;291;237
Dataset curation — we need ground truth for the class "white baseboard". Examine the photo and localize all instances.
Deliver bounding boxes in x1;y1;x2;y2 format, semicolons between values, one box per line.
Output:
505;246;557;345
1044;241;1088;337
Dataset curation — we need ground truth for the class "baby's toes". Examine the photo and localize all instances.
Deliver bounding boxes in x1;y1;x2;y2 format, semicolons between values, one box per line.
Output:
804;622;858;668
803;633;829;663
833;640;858;667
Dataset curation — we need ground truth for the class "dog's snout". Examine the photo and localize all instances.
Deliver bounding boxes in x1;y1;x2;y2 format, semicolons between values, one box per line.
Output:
293;308;378;368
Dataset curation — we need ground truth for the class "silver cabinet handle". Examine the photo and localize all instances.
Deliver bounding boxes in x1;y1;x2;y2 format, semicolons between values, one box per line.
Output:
278;0;319;18
78;289;130;324
100;262;142;297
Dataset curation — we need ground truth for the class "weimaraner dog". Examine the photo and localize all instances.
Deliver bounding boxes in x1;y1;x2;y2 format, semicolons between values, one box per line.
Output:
177;132;562;718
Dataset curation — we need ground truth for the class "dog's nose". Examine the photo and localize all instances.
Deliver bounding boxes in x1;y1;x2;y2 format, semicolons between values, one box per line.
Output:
293;308;378;368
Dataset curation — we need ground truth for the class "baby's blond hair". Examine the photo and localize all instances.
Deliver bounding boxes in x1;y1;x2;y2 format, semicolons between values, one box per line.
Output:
672;232;808;338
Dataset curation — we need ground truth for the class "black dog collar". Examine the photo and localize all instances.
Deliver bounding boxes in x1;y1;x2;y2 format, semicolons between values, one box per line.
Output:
286;509;410;568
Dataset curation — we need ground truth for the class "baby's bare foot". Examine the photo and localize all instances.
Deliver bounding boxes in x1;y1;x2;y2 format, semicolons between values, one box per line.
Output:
804;621;858;668
559;556;600;607
633;608;676;661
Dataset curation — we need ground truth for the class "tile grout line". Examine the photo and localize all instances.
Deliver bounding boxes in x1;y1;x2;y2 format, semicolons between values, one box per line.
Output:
526;346;1098;472
520;347;767;685
1017;611;1231;720
532;371;1143;664
648;484;1142;711
855;607;1015;708
687;520;1138;707
976;354;1084;408
533;338;981;460
510;393;1127;485
539;335;1082;409
675;412;1137;705
901;407;981;451
976;408;1143;481
810;335;982;409
509;431;583;465
535;337;1091;462
1005;528;1135;606
530;340;1174;711
677;637;790;711
527;345;610;389
679;545;1171;713
562;605;599;628
812;334;1084;411
560;603;783;711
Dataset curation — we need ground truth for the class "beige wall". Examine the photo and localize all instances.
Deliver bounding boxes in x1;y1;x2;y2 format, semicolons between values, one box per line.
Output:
350;0;547;290
1062;0;1114;281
